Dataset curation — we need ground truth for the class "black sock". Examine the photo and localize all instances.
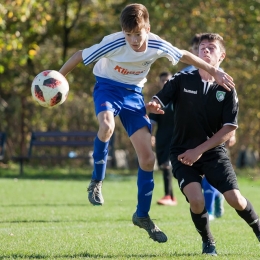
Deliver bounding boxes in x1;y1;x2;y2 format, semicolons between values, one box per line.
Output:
190;207;214;242
236;198;260;236
162;168;173;197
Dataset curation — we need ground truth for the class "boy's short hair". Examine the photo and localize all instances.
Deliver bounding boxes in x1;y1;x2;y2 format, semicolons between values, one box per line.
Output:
120;3;150;32
159;72;171;79
191;33;202;46
190;33;202;53
199;33;226;52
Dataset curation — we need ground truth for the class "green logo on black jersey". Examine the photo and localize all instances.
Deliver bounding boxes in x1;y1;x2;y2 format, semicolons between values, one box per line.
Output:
216;91;226;102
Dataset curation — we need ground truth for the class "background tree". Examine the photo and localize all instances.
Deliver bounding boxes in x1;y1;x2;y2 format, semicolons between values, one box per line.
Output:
0;0;259;167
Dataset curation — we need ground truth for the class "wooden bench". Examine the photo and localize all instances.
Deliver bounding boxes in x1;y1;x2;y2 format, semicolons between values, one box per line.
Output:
0;132;6;161
12;131;115;175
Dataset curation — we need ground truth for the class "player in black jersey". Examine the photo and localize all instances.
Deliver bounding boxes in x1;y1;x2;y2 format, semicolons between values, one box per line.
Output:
147;33;260;256
182;33;237;221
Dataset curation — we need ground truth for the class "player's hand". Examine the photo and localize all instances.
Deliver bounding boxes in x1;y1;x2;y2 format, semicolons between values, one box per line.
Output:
178;149;202;166
215;70;235;91
225;135;236;148
146;100;165;114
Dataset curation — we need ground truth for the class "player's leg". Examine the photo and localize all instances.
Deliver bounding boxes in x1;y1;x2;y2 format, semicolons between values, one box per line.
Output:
202;177;218;220
131;126;156;216
87;81;120;206
184;182;216;255
214;193;225;218
119;90;167;243
206;152;260;242
87;110;115;206
157;162;177;206
156;148;177;205
224;189;260;241
130;127;167;243
172;160;217;256
92;110;115;180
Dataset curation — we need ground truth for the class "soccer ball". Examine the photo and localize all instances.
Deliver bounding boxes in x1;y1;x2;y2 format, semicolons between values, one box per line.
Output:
31;70;69;108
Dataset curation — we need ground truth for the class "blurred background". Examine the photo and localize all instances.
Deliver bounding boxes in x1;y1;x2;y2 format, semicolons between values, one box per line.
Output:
0;0;259;172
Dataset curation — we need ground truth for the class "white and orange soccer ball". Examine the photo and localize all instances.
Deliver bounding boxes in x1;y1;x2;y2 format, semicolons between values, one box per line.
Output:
31;70;69;108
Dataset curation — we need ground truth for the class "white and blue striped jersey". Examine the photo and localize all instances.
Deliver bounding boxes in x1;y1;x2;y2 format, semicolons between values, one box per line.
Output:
82;31;183;88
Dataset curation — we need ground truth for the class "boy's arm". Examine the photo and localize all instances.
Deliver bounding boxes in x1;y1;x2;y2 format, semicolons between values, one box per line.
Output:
180;50;235;91
178;125;237;165
59;50;83;77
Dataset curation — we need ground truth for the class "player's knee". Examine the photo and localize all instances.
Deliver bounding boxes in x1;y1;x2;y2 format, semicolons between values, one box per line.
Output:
139;152;155;170
99;122;114;139
189;197;205;213
224;190;246;210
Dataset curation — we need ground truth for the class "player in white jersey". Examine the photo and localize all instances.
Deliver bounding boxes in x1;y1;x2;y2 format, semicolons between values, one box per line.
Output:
59;3;234;243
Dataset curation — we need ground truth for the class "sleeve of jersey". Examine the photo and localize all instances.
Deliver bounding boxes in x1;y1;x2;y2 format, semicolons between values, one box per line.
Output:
222;89;239;128
153;75;179;108
148;36;183;65
82;34;126;66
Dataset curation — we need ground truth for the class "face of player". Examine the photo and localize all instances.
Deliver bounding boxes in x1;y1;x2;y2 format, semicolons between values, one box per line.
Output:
198;40;225;67
124;27;150;52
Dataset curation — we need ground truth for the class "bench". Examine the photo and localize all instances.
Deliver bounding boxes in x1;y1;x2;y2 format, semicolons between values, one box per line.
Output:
0;132;6;161
12;131;115;175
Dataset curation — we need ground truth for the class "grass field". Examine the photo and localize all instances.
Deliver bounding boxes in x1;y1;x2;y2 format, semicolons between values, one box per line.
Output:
1;166;260;259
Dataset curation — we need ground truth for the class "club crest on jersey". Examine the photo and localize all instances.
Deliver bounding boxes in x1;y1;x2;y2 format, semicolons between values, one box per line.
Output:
142;61;152;66
216;91;226;102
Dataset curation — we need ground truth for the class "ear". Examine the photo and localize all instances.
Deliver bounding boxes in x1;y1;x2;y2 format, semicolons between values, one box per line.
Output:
146;25;150;33
219;52;226;61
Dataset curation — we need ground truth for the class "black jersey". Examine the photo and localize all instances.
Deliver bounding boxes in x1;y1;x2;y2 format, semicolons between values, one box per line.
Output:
153;70;238;153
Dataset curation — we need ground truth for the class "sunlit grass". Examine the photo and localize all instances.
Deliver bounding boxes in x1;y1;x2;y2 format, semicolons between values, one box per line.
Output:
1;167;260;259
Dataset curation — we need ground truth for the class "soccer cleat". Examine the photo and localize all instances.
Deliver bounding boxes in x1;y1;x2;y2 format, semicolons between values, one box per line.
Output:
256;234;260;242
215;194;225;218
132;212;167;243
202;240;217;256
157;195;178;206
87;179;104;206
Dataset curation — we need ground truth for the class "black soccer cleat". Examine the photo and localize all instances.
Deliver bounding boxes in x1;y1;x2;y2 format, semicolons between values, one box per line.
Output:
132;212;167;243
202;240;217;256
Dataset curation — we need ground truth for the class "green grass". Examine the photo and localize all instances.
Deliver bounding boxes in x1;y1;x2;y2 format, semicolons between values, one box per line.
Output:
1;167;260;259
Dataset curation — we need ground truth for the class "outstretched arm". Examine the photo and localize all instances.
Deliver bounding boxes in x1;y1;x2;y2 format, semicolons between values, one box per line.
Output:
178;125;237;166
59;50;83;77
180;50;235;91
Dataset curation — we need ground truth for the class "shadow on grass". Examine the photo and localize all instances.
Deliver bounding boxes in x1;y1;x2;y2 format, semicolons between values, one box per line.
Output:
0;172;92;181
1;203;88;207
0;219;90;224
0;165;136;181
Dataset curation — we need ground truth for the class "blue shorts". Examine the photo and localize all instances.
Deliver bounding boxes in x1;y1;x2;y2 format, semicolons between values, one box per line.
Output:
93;76;151;137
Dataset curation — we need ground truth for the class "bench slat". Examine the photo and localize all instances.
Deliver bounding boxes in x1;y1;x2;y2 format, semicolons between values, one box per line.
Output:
32;131;96;137
12;131;115;175
32;141;94;146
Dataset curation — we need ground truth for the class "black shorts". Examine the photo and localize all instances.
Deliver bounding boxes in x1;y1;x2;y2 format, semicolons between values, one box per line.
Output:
170;148;239;194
